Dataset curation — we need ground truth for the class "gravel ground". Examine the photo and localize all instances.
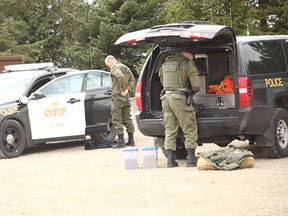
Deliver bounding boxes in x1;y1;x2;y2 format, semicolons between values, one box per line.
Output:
0;101;288;216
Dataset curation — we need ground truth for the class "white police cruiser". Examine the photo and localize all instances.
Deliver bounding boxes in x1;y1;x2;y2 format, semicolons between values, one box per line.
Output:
0;63;115;158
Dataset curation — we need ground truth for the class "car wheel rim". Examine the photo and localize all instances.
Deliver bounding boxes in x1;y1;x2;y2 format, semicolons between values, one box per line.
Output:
3;127;19;152
277;119;288;149
102;120;115;138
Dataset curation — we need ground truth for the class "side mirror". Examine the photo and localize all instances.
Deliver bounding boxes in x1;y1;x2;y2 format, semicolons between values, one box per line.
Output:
19;96;28;105
30;92;46;100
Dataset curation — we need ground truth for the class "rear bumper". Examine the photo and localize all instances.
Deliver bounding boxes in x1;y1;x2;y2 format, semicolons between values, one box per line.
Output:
135;115;240;138
135;106;273;141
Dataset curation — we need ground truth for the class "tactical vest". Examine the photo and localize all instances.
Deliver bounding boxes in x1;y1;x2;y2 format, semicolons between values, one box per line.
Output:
199;145;254;170
161;56;189;89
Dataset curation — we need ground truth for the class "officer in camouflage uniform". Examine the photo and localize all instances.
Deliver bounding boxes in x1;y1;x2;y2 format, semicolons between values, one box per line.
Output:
159;51;200;167
105;55;136;148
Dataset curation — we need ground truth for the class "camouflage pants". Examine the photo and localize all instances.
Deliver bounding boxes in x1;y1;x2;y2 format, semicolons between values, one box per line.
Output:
111;95;135;135
161;93;198;151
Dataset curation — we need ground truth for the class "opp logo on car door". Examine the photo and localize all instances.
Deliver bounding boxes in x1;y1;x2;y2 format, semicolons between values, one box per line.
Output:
44;101;67;117
43;101;67;128
28;93;86;140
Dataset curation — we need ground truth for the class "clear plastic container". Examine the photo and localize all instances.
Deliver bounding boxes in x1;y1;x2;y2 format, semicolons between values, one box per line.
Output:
141;146;158;169
122;147;138;169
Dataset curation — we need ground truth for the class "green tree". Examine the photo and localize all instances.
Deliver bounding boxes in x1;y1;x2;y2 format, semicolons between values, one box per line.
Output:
165;0;209;23
165;0;255;36
164;0;288;35
254;0;288;34
59;0;97;69
0;0;288;71
0;0;64;63
95;0;166;75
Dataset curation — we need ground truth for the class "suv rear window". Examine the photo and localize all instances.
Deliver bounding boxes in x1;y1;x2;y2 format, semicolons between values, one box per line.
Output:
242;40;287;75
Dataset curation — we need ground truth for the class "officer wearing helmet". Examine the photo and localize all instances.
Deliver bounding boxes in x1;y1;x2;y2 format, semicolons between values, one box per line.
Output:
159;51;200;168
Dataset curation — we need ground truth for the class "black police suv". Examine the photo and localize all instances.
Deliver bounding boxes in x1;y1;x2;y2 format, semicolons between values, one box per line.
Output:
115;21;288;158
0;63;115;158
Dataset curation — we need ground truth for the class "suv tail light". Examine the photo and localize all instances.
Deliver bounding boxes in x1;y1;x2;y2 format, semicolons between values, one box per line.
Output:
238;76;254;107
135;80;142;111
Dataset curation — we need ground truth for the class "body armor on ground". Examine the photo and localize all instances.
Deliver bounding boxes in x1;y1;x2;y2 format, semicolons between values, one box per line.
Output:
198;145;254;170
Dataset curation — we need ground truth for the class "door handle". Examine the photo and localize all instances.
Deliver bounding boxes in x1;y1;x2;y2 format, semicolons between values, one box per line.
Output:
104;90;112;95
67;98;81;104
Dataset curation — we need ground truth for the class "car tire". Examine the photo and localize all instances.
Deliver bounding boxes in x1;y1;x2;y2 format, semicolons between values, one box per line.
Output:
90;117;116;144
262;108;288;158
0;120;27;159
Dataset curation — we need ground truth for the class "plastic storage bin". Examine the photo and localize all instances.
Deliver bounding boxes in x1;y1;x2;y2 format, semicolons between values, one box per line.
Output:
122;147;138;169
141;146;158;169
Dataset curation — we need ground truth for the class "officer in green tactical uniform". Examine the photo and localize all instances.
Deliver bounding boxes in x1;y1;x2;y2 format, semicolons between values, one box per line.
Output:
159;51;200;167
105;55;136;148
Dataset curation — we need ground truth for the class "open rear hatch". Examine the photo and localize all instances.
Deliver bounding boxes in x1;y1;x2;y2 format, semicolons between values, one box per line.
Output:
115;21;236;46
116;21;237;111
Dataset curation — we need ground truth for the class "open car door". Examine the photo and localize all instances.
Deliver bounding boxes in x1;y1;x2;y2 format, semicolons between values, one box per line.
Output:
115;21;236;46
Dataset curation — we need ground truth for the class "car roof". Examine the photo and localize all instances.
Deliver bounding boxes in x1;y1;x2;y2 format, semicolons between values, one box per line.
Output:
236;35;288;43
58;69;110;78
81;69;110;74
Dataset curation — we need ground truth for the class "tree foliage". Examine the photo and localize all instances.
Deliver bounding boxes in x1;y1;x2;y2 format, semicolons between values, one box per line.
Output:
0;0;287;74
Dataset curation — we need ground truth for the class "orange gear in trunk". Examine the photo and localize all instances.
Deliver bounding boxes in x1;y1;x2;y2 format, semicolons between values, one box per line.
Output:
207;84;220;94
207;77;234;94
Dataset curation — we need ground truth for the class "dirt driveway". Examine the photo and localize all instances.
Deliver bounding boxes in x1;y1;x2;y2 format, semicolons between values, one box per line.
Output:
1;105;288;215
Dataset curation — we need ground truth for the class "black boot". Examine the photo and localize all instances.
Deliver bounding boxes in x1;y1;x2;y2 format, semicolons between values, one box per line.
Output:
111;134;126;149
186;148;197;167
126;133;135;147
166;149;178;168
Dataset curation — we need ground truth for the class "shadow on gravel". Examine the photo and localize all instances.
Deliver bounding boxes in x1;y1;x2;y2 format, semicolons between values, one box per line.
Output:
22;140;86;156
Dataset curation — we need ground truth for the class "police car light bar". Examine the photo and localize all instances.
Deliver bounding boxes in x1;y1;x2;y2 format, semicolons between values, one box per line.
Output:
4;62;54;72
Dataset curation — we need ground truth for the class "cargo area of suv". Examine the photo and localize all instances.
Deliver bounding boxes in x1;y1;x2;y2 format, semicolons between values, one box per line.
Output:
149;47;235;113
138;45;244;146
116;21;288;158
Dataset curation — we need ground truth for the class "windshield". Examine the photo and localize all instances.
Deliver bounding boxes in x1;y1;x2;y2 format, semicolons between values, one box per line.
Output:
0;75;32;102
